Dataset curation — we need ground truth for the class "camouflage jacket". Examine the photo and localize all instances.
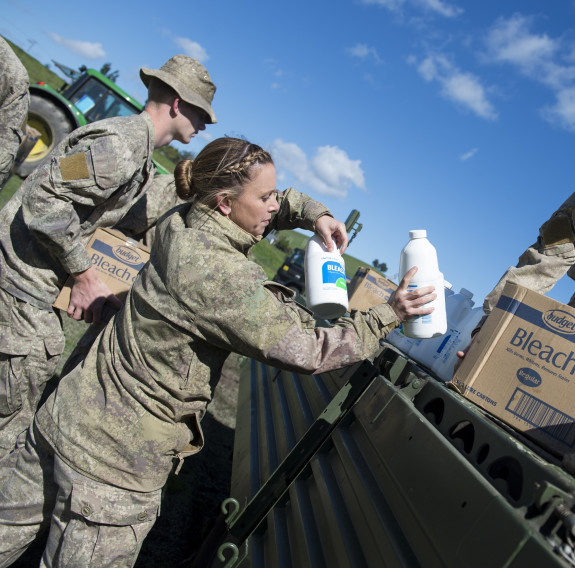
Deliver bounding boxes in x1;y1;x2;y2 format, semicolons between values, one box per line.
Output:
36;191;400;492
113;173;183;248
0;112;169;310
0;37;29;189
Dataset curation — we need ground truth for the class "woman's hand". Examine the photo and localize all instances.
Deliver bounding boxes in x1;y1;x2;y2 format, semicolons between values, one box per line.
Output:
389;267;436;322
314;215;349;254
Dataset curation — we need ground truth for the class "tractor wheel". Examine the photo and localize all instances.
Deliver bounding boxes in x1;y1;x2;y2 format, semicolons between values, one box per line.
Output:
14;93;74;177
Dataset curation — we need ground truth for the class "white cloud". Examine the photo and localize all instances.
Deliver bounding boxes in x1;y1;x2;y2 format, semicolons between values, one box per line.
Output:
484;14;575;131
49;33;105;59
312;146;365;190
270;139;365;198
460;148;478;161
486;14;556;71
415;54;497;120
485;13;566;89
361;0;405;11
174;38;209;62
197;131;214;143
361;0;461;17
415;0;462;18
347;43;382;64
543;88;575;132
265;58;286;90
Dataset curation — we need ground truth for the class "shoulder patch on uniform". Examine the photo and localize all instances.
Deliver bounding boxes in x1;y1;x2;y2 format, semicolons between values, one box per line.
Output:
90;137;122;190
59;153;90;181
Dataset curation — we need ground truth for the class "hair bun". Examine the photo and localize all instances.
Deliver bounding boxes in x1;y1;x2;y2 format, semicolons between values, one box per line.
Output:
174;159;194;200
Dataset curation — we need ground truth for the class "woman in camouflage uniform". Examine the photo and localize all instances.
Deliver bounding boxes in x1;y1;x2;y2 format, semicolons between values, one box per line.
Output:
0;137;435;567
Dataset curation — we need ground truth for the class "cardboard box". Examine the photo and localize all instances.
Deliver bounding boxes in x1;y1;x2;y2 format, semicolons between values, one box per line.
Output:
347;267;397;311
451;282;575;459
53;228;150;311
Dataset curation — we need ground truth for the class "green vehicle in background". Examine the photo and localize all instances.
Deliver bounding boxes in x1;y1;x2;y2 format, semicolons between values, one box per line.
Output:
272;247;306;295
16;67;168;177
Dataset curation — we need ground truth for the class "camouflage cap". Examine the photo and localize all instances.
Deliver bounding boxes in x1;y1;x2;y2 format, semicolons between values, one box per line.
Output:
140;55;217;124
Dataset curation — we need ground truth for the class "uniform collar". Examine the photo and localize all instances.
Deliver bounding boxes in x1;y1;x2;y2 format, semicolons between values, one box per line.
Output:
140;111;155;165
185;202;260;254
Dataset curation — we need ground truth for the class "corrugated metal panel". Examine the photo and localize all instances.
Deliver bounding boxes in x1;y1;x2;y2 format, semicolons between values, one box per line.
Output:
230;362;345;506
191;345;575;568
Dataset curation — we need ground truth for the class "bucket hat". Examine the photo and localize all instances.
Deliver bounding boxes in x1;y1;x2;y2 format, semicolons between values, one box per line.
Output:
140;55;217;123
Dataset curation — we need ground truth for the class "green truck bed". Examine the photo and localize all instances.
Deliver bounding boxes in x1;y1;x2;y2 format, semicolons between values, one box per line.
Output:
190;344;575;567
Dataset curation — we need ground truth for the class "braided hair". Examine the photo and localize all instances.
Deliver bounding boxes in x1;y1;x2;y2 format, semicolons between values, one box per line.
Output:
174;137;273;206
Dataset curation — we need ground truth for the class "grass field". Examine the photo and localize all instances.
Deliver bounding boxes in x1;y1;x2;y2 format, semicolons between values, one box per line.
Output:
4;36;67;89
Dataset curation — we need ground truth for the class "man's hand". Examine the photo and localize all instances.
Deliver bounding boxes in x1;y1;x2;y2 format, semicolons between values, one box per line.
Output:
389;267;436;322
454;337;476;373
314;215;349;254
68;266;123;323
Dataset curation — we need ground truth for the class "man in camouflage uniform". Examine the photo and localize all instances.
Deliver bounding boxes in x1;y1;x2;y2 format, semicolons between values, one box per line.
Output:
454;194;575;366
483;192;575;314
0;55;217;458
0;36;30;190
0;166;432;566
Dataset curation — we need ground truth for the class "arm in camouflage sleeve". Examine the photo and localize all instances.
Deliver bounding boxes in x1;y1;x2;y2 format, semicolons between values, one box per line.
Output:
270;187;332;233
483;192;575;315
456;193;575;360
188;257;400;375
269;187;348;251
0;37;30;189
173;255;439;376
21;131;143;276
257;297;400;375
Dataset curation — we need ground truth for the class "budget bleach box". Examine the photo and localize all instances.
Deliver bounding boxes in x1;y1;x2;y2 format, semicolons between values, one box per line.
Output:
347;267;397;311
451;282;575;460
53;228;150;311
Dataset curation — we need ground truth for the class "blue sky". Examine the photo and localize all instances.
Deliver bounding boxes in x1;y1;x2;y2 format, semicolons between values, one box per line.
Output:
3;0;575;307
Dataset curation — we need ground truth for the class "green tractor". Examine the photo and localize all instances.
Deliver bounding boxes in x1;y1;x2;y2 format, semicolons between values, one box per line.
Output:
16;67;167;177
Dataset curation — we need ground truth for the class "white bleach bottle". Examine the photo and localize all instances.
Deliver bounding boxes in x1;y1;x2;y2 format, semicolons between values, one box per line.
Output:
386;325;418;355
407;282;454;366
398;230;447;339
305;235;348;320
431;305;484;382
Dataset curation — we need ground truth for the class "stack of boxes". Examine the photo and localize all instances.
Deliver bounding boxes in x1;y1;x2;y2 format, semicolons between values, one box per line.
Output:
347;266;575;465
347;267;397;311
451;281;575;462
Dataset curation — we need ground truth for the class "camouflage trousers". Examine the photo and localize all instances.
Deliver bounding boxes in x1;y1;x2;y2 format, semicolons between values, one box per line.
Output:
483;240;575;314
484;196;575;314
0;423;161;568
0;288;65;458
